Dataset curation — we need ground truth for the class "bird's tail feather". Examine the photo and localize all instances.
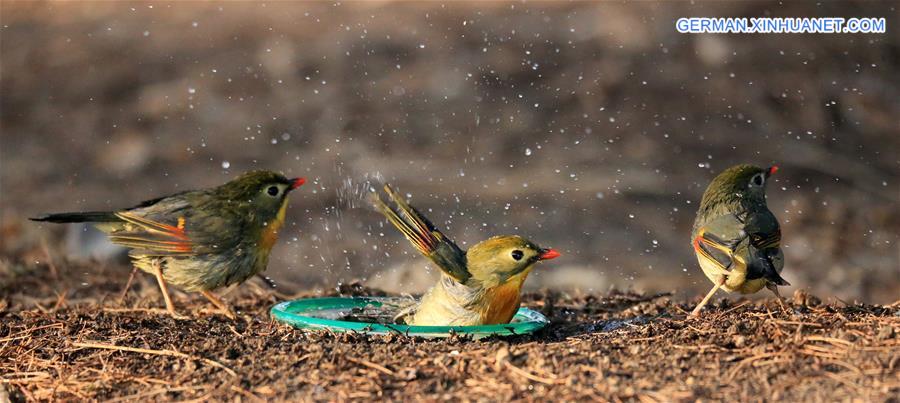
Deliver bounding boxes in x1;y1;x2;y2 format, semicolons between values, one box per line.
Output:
766;270;791;286
371;184;470;283
30;211;120;223
759;251;790;286
371;185;439;256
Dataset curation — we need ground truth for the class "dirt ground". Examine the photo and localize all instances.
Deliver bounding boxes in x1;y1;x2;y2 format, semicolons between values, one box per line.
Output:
1;259;897;402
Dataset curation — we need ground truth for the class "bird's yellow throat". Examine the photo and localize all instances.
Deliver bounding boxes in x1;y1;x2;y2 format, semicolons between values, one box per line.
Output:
259;199;289;252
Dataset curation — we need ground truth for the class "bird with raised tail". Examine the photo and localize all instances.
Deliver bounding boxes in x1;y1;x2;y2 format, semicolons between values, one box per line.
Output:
372;184;560;326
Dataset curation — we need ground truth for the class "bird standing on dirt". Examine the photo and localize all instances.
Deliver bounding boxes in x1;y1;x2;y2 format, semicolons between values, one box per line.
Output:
690;164;789;317
372;185;560;326
31;170;305;319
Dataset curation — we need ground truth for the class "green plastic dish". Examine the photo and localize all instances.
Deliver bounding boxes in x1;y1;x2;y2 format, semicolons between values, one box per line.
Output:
270;297;548;339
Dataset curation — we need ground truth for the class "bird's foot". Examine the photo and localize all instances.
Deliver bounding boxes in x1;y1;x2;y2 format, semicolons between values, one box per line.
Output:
196;307;236;319
690;276;726;318
218;307;237;320
165;309;190;320
200;290;238;320
767;284;791;315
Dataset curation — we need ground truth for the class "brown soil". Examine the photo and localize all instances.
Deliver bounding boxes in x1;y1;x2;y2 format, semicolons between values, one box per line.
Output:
2;260;897;402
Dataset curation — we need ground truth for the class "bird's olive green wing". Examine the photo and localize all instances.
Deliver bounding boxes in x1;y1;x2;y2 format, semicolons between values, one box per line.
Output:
108;192;239;257
372;184;470;283
694;210;784;277
693;213;749;273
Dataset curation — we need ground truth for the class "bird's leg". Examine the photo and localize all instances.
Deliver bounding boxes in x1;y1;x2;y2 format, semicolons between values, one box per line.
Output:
151;260;184;319
691;275;726;318
119;266;139;303
766;283;790;314
200;290;236;320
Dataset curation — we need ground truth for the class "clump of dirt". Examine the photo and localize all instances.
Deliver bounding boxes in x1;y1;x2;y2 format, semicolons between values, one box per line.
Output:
1;260;897;401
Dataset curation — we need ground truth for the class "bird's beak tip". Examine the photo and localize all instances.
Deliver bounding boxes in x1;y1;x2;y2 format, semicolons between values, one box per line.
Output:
290;177;306;190
539;248;561;260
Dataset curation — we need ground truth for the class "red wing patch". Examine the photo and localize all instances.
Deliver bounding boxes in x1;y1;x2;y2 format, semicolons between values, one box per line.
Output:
109;212;193;255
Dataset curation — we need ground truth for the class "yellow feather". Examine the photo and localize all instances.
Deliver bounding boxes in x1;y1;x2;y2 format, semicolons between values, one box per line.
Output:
259;198;289;252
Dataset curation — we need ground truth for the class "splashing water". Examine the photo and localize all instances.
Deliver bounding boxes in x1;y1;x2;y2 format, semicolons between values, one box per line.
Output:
336;172;385;210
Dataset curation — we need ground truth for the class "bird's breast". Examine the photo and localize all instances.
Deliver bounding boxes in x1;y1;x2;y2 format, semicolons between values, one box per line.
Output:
478;267;532;324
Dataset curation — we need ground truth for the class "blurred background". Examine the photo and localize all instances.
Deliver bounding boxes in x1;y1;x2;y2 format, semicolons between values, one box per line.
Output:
1;2;898;303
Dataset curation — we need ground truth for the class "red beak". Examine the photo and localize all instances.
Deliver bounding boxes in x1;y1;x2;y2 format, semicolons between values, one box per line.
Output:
290;177;306;190
767;165;779;177
539;248;561;260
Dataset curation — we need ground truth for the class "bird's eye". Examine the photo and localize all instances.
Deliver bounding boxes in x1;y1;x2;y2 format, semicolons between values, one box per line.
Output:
511;250;524;261
751;174;765;187
266;186;280;196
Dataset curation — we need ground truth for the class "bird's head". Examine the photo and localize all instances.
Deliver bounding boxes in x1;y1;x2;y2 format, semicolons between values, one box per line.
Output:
218;170;305;220
465;235;560;287
700;164;777;209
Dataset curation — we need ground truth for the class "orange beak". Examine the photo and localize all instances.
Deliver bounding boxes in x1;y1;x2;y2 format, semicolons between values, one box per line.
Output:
767;165;779;177
290;177;306;190
538;248;561;260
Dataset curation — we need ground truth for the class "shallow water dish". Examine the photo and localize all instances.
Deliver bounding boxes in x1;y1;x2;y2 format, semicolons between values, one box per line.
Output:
270;297;549;339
